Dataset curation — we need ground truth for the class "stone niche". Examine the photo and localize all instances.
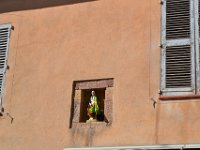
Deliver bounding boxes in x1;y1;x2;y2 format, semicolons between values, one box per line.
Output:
71;78;114;128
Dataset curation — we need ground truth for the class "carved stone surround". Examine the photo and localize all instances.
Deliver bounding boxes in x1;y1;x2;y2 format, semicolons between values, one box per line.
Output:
71;78;114;128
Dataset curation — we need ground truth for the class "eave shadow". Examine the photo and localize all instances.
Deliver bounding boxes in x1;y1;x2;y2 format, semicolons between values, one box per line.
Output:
0;0;98;13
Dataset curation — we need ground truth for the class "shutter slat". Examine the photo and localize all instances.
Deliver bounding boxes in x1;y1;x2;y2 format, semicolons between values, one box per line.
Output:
0;26;9;71
0;73;4;95
166;0;190;39
166;45;192;88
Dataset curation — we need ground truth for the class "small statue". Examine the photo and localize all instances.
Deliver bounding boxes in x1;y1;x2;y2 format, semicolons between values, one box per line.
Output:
87;90;99;122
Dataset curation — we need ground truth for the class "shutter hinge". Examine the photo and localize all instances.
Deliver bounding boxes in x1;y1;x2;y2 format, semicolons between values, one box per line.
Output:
0;107;4;117
160;1;164;5
160;44;164;48
158;90;162;95
7;65;10;70
191;88;195;92
8;25;14;38
11;25;14;30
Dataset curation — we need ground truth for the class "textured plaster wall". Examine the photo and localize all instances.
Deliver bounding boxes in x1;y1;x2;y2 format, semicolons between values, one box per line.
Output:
0;0;200;150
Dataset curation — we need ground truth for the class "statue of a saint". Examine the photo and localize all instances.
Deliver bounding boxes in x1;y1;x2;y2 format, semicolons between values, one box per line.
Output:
87;90;99;122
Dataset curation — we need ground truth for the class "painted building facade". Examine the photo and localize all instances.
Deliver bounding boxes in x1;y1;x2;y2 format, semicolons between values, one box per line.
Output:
0;0;200;150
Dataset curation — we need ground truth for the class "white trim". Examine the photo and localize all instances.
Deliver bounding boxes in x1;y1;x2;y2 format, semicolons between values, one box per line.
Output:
194;0;200;93
0;23;11;30
64;144;200;150
160;0;166;93
190;0;196;94
165;39;191;47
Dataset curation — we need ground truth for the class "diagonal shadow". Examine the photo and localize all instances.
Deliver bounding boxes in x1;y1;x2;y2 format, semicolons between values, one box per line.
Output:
0;0;98;13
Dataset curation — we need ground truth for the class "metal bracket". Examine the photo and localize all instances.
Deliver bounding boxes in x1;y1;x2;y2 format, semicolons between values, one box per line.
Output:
11;25;14;30
158;90;163;95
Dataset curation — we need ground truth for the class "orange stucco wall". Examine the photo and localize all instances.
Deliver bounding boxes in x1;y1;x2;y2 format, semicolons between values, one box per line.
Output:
0;0;200;150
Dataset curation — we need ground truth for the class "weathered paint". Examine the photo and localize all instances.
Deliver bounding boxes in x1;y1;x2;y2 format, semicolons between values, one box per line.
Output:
0;0;199;150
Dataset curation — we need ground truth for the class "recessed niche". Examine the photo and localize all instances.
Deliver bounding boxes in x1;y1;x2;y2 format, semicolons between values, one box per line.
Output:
80;88;105;122
71;78;113;127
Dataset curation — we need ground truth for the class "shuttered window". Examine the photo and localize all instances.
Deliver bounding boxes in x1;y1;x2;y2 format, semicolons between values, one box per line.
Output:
0;24;12;110
161;0;197;96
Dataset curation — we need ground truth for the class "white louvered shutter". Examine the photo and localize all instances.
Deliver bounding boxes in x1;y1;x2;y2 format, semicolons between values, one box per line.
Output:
0;24;11;108
161;0;196;96
195;0;200;93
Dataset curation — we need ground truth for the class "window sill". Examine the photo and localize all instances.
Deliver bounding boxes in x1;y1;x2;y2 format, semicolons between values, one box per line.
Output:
159;94;200;100
72;122;110;129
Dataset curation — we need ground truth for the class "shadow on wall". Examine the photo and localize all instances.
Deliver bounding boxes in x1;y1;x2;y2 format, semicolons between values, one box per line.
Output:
0;0;98;13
